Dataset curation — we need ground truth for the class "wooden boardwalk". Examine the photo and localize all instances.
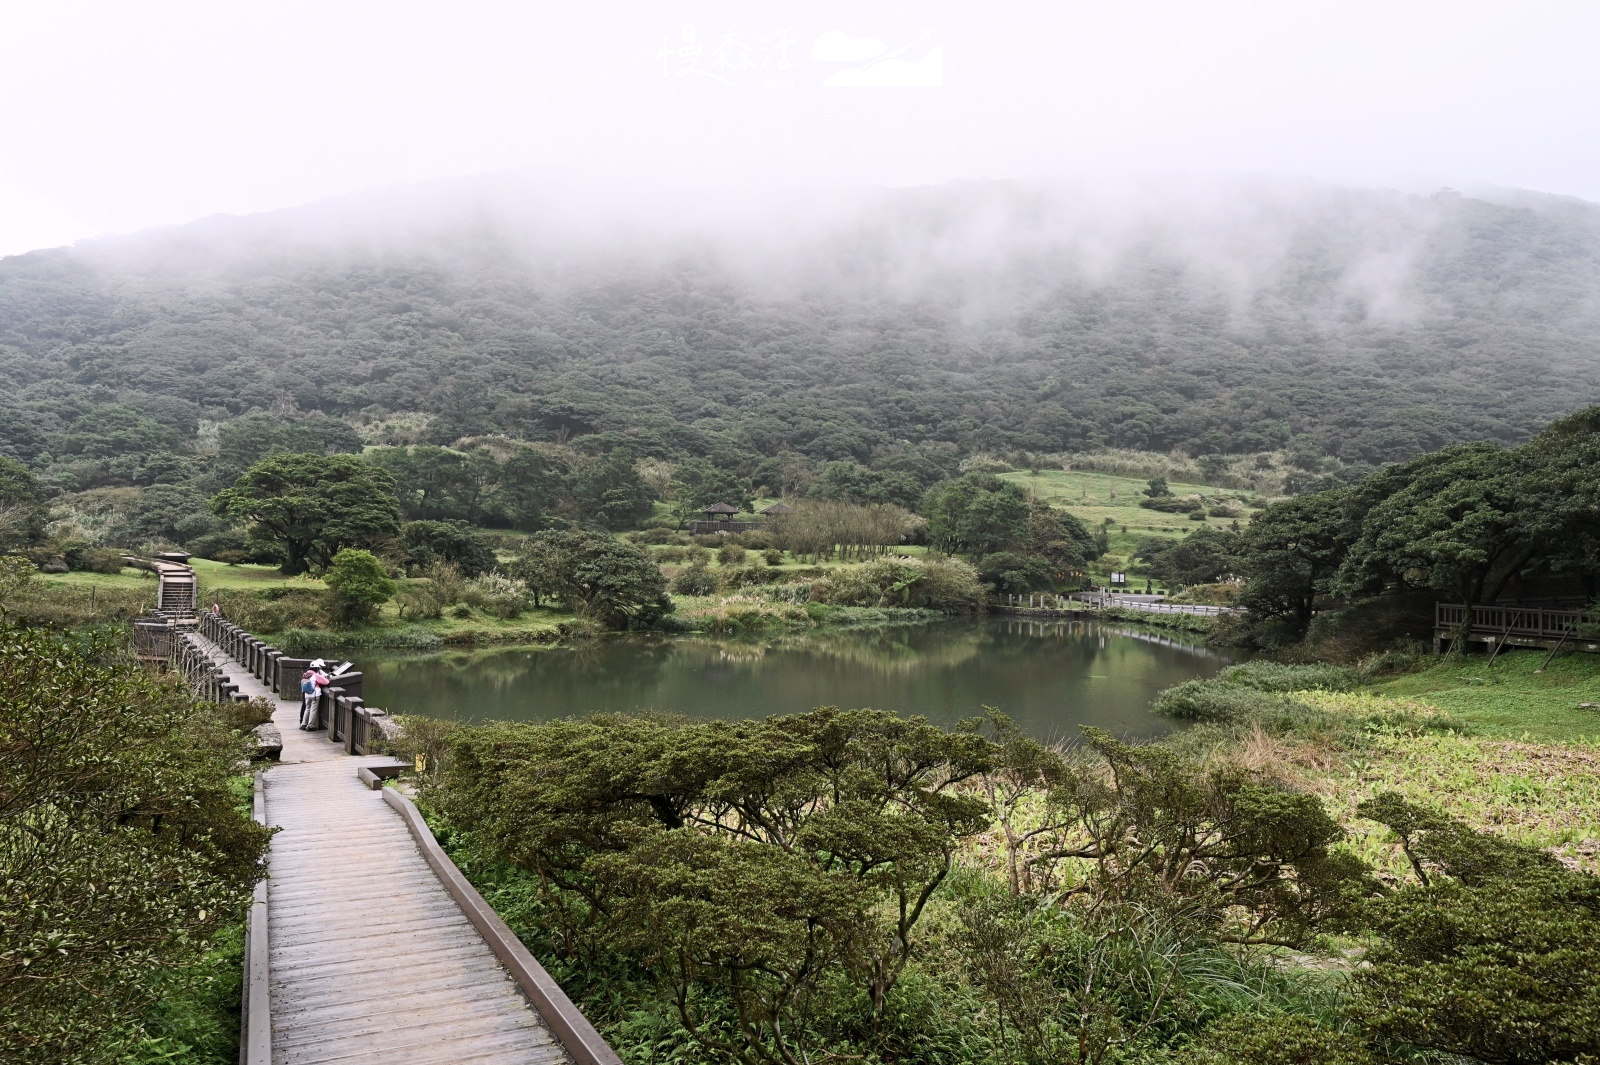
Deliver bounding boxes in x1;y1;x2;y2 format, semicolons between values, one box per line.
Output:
196;635;570;1065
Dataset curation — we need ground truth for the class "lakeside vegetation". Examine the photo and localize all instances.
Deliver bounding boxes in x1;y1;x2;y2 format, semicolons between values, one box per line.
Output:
3;180;1600;1062
0;623;270;1065
389;645;1600;1065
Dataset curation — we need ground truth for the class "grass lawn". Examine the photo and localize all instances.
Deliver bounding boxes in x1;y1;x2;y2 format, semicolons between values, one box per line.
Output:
38;567;157;591
999;469;1259;553
1370;648;1600;743
189;557;318;593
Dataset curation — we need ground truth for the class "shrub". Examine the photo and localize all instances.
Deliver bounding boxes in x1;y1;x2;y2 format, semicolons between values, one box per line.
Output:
653;545;688;562
763;548;784;566
717;543;747;565
975;551;1054;594
693;534;723;548
1191;1014;1375;1065
400;520;498;577
762;582;813;604
1153;680;1296;723
186;529;272;564
0;554;37;597
1352;795;1600;1064
323;548;396;625
394;580;445;619
1216;661;1360;692
1140;495;1204;513
1152;663;1363;725
72;546;128;574
631;528;683;545
422;560;465;605
210;588;328;633
811;556;983;613
671;563;720;597
218;695;277;735
461;573;528;619
0;623;271;1063
509;530;671;629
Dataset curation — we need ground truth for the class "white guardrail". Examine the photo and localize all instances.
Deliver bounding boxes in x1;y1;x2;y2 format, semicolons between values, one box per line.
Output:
1003;593;1233;617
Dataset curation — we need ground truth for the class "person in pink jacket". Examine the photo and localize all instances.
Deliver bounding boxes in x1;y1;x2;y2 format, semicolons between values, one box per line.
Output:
299;659;331;730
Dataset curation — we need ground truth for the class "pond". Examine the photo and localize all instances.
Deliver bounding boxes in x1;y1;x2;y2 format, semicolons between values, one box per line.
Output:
355;617;1238;743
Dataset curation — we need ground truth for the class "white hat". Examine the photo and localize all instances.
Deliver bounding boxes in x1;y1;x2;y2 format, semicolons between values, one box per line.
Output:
310;658;326;668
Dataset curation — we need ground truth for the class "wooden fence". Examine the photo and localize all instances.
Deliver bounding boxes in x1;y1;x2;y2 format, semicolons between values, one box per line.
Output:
1435;602;1587;640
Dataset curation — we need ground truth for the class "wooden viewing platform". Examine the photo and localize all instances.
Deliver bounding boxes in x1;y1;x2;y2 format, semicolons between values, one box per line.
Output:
1434;602;1599;656
187;631;617;1065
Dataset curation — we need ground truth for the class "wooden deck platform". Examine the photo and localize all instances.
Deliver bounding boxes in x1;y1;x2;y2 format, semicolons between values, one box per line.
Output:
193;635;571;1065
1434;602;1599;655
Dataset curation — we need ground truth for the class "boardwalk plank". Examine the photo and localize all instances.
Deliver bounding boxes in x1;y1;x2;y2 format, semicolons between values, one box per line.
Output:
189;634;571;1065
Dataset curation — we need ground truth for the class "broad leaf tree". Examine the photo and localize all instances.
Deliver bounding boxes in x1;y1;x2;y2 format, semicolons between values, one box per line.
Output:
510;530;670;628
211;453;401;574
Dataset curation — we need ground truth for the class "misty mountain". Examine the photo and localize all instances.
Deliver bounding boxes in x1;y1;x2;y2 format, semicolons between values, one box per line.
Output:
2;177;1598;484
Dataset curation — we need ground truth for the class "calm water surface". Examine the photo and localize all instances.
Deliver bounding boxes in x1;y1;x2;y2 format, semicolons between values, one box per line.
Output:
356;617;1235;742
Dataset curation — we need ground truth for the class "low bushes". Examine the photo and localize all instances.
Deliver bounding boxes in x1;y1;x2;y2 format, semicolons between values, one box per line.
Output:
0;623;270;1064
810;556;984;613
210;587;328;633
1153;680;1302;724
1152;663;1359;724
669;564;719;596
1139;495;1204;514
1215;661;1361;692
460;573;528;619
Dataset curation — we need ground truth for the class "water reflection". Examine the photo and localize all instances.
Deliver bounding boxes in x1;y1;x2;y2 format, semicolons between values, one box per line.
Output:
356;618;1235;743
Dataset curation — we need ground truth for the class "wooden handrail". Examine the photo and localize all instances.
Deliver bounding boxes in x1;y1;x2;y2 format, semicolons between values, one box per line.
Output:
241;773;271;1065
381;786;623;1065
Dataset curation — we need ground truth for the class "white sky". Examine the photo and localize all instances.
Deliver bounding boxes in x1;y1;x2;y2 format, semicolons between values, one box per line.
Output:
2;0;1597;258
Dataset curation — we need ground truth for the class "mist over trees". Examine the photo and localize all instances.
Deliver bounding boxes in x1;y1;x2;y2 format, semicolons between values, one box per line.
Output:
2;179;1599;495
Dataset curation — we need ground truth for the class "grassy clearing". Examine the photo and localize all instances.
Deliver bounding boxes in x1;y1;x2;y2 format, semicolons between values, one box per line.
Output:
190;558;311;592
38;567;157;591
1369;648;1600;743
999;468;1260;554
1178;656;1600;878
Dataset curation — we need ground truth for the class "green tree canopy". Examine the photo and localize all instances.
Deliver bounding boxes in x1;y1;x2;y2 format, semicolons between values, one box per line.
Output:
399;520;498;577
0;455;45;550
0;623;270;1063
805;460;922;509
324;548;398;624
1235;489;1360;639
568;449;654;531
922;474;1032;556
210;453;402;574
667;458;751;528
1147;528;1242;587
107;483;218;549
211;411;364;487
510;530;670;629
1334;443;1544;608
366;445;485;522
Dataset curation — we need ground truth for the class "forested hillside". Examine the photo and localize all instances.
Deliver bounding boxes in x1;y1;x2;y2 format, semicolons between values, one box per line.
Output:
2;178;1598;492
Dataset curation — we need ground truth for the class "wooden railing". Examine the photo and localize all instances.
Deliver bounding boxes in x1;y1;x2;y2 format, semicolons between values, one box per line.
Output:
1435;602;1586;638
1007;592;1232;618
